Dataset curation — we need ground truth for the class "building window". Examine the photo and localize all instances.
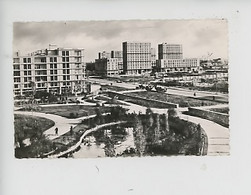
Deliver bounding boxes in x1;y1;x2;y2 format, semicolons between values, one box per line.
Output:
54;64;57;69
54;70;57;74
14;78;20;82
63;69;66;74
50;70;53;74
62;51;65;56
67;63;69;68
50;64;53;69
24;64;27;69
67;75;70;80
14;84;19;88
23;58;27;63
28;58;31;63
66;51;69;56
50;57;53;62
13;65;20;70
51;76;54;81
28;71;31;75
28;64;31;69
14;71;20;76
24;77;28;82
24;71;27;76
63;63;66;68
67;69;70;74
54;57;57;62
63;75;66;80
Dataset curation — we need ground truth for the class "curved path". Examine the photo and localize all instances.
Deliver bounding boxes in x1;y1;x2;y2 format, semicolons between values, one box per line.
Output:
14;111;102;140
179;113;230;156
48;121;126;158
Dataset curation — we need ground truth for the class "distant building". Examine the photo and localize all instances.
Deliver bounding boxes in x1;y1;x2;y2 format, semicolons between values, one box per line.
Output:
13;47;86;96
151;48;157;68
157;58;200;73
122;42;152;74
111;50;123;74
98;51;111;59
158;43;183;60
95;58;119;76
157;43;200;73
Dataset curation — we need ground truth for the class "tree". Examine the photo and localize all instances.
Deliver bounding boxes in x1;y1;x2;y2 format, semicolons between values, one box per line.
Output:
133;115;146;156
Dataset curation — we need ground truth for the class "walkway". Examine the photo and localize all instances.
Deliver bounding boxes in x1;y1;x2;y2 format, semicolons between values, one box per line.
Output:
14;111;104;140
179;113;230;156
48;121;127;158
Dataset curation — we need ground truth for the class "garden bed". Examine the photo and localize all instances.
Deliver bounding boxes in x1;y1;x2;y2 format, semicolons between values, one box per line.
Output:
39;105;111;118
126;91;218;107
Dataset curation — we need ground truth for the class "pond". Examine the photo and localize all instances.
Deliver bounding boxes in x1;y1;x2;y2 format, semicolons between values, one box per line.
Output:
72;127;135;158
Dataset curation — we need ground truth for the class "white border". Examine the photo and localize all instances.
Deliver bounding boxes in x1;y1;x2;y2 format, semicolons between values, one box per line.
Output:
1;1;251;195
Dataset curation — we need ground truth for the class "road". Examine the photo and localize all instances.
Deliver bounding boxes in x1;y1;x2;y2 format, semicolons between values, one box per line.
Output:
88;77;228;101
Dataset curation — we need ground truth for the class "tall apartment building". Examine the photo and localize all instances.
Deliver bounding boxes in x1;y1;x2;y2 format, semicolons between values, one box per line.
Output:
157;43;200;73
158;43;183;60
122;42;152;75
111;50;123;74
151;48;157;68
13;47;86;96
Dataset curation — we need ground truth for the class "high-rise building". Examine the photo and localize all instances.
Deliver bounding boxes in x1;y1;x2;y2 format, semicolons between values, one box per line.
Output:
151;48;157;68
157;43;200;73
13;47;86;96
111;50;123;74
158;43;183;60
122;42;152;74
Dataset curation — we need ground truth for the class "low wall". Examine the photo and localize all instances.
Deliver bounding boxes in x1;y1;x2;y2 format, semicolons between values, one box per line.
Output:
107;91;178;108
187;107;229;128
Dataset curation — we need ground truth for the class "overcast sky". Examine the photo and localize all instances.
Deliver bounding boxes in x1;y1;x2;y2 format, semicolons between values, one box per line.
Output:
13;19;228;62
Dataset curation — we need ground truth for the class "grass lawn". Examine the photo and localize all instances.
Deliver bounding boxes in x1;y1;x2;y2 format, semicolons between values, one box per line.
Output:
40;105;111;118
209;107;229;114
14;114;55;134
127;91;219;107
101;85;129;91
14;114;55;158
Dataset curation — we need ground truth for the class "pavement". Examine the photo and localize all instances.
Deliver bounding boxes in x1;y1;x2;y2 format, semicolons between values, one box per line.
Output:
14;111;100;140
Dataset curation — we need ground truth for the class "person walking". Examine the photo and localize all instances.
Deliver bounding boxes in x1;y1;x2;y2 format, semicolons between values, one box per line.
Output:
55;127;58;135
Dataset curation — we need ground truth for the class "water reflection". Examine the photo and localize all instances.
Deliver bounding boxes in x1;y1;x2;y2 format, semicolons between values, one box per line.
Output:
73;127;135;158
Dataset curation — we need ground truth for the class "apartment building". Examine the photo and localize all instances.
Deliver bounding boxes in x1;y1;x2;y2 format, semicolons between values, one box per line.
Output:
95;58;119;76
151;48;157;68
122;42;152;75
111;50;123;74
13;47;86;96
158;43;183;60
157;58;200;73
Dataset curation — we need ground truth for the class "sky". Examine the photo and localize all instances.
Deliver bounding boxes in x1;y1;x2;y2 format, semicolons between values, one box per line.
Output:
13;19;228;62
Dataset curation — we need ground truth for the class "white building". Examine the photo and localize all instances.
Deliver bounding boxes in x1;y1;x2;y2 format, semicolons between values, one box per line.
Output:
157;58;200;73
122;42;152;75
158;43;183;60
13;47;86;96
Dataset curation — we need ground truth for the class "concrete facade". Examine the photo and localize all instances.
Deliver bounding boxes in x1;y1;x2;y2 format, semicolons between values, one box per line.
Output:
123;42;152;75
157;58;200;73
158;43;183;60
13;48;86;96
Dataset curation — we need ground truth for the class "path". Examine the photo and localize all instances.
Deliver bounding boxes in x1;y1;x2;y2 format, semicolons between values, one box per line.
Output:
14;111;105;140
48;121;127;158
179;113;230;156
